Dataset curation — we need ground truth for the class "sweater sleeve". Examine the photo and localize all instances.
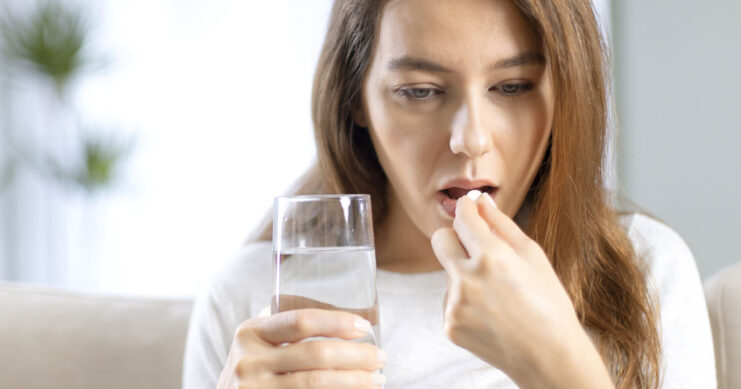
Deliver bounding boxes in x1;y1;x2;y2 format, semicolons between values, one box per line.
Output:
181;281;232;389
629;214;717;388
181;242;273;389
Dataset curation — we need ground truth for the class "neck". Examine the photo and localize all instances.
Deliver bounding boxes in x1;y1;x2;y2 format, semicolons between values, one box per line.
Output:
374;192;443;274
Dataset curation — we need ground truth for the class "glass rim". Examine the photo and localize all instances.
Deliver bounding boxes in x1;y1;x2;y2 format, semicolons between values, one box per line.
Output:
274;194;370;201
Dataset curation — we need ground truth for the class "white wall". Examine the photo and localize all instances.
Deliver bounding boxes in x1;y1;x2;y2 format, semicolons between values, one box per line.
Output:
0;0;334;296
613;0;741;277
78;0;335;296
1;0;618;296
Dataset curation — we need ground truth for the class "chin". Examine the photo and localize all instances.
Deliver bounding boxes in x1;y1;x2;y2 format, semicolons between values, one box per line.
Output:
423;213;453;238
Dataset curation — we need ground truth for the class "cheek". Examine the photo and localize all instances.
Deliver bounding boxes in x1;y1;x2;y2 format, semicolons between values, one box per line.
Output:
364;88;452;236
365;90;447;186
497;88;554;201
502;103;550;157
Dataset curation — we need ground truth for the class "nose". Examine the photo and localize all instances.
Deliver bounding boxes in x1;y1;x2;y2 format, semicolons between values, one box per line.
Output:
449;93;493;158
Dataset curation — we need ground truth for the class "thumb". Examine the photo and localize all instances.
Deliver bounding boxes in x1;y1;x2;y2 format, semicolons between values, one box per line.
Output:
430;227;467;275
442;272;453;319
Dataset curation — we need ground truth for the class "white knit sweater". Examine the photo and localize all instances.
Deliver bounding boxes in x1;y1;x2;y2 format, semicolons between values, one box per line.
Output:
182;213;716;388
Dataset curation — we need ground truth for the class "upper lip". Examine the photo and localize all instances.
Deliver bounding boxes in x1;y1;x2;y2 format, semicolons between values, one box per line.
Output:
439;178;498;191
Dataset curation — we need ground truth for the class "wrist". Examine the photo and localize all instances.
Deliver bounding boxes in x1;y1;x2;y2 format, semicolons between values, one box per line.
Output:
511;326;614;389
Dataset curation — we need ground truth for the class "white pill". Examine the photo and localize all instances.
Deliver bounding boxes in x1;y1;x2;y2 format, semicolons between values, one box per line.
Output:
466;189;482;201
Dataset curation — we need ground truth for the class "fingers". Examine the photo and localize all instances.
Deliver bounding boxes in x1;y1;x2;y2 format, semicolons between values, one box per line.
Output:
470;193;548;268
453;196;505;259
275;295;379;324
227;309;385;389
251;309;372;346
269;339;386;373
431;227;468;276
430;228;465;316
274;370;386;388
476;193;529;250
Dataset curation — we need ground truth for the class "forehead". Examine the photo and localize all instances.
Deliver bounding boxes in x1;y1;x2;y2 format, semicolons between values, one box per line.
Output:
375;0;541;71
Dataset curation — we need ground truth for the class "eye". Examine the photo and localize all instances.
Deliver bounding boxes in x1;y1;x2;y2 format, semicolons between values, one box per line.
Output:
396;86;442;102
493;82;535;97
409;88;433;98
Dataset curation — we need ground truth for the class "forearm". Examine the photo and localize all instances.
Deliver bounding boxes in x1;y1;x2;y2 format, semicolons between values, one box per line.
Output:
509;328;615;389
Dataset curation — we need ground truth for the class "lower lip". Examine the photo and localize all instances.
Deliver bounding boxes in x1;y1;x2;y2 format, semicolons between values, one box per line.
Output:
436;191;457;218
435;189;498;219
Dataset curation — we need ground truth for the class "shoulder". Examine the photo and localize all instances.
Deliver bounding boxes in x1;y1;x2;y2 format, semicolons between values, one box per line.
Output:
182;241;273;387
620;212;691;261
206;241;274;321
619;213;716;386
619;212;697;292
212;241;273;291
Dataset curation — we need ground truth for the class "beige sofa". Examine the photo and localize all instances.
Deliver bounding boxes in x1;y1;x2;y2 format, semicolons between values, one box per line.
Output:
0;285;192;389
0;262;739;389
706;262;741;389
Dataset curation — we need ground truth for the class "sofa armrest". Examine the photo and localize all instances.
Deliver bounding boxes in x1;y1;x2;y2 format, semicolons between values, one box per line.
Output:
0;283;193;389
705;262;741;389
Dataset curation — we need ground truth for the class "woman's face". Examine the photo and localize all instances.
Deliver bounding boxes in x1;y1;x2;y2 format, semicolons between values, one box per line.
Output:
359;0;555;237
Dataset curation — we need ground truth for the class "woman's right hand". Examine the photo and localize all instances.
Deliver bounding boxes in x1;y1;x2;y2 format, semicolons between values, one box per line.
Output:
217;308;387;389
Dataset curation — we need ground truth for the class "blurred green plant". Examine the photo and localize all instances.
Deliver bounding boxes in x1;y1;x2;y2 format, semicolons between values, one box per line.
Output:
0;158;17;191
74;131;134;193
0;1;132;195
48;128;135;195
0;0;98;96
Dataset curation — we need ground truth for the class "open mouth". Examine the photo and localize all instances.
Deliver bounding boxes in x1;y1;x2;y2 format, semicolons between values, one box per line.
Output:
437;185;498;218
441;185;496;200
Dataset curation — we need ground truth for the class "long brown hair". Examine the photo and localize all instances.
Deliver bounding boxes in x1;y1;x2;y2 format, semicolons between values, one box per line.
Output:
253;0;661;387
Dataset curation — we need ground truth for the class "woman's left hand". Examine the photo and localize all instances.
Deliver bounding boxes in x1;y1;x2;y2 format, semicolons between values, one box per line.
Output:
430;193;614;389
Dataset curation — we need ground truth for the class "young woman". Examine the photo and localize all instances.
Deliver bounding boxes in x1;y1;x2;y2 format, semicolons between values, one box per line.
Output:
183;0;716;388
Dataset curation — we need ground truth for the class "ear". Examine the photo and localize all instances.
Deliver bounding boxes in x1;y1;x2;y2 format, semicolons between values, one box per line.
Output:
352;100;369;128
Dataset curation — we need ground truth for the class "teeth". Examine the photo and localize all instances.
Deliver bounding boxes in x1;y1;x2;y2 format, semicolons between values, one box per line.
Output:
466;190;482;201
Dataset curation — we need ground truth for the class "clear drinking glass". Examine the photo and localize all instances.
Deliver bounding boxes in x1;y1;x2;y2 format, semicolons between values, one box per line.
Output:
271;194;380;347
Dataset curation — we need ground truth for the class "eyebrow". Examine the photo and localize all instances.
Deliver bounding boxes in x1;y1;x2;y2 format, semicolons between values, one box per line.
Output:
386;52;546;73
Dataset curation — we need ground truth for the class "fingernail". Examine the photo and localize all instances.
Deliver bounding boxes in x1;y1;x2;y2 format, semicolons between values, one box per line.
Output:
483;192;497;208
377;348;387;363
466;189;482;201
371;372;386;385
354;318;372;333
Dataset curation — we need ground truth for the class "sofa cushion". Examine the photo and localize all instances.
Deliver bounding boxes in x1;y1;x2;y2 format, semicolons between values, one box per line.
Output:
705;262;741;389
0;283;193;389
